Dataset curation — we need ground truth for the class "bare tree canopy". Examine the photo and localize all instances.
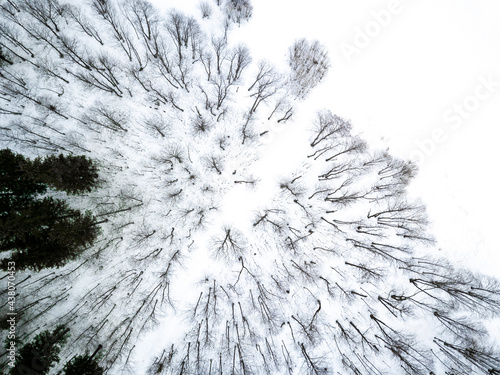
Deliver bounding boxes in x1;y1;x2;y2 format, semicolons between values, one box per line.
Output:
0;1;498;375
288;38;330;98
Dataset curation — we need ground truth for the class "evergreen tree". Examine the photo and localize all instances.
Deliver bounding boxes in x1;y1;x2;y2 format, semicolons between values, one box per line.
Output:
24;154;99;194
0;149;47;216
9;325;69;375
0;197;101;271
63;347;104;375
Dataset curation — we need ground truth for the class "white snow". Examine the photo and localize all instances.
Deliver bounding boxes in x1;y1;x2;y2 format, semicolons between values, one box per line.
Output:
2;0;500;373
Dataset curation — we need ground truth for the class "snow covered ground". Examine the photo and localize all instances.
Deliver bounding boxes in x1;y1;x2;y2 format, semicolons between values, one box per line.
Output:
148;0;500;371
1;0;500;374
